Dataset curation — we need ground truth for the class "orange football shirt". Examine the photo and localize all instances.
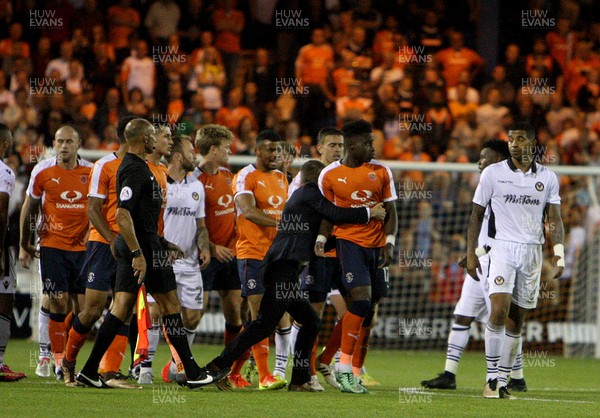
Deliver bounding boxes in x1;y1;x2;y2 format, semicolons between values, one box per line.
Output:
87;152;122;244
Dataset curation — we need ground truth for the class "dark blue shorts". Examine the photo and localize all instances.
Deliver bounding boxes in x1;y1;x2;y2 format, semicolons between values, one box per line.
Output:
373;266;390;300
301;257;346;299
202;257;241;292
39;247;86;295
237;258;265;297
80;241;117;292
336;239;380;293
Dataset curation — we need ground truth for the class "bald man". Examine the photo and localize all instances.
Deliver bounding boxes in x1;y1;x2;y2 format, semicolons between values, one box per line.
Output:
77;118;222;389
19;125;93;383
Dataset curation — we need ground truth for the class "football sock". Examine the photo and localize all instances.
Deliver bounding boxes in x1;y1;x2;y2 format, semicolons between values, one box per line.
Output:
444;324;471;375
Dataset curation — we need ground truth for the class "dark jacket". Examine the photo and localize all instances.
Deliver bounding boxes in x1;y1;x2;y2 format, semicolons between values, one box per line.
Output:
264;182;369;264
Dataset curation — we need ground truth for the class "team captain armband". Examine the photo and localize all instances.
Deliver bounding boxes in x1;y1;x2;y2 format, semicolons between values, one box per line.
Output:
553;244;565;267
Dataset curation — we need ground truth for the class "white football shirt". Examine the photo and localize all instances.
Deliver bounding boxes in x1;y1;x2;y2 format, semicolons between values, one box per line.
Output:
473;159;560;245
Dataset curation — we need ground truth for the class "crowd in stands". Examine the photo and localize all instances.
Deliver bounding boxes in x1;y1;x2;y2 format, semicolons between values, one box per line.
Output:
1;0;599;306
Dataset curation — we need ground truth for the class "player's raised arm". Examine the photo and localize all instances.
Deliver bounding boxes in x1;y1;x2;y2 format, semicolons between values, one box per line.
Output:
547;203;565;279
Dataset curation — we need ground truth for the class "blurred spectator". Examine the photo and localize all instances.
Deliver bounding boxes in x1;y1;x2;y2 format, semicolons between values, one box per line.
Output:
565;40;600;105
120;40;156;103
336;81;372;124
3;88;38;131
90;24;116;64
189;47;226;111
415;10;444;55
502;43;526;90
351;0;382;41
562;206;585;281
126;87;150;117
373;15;399;64
481;65;515;105
108;0;141;64
247;48;275;105
525;37;560;81
429;234;465;304
345;27;372;80
447;75;479;104
409;201;440;259
0;69;15;115
295;28;334;136
79;88;97;121
331;49;356;98
577;68;600;112
178;0;210;52
546;93;576;136
45;41;73;80
88;42;117;105
477;87;509;138
398;77;417;113
145;0;181;44
93;87;125;136
77;0;104;41
448;82;478;121
0;22;30;61
180;92;205;134
399;135;432;183
418;67;445;108
165;80;185;125
424;88;452;156
546;17;576;72
370;51;404;89
435;31;483;88
9;68;29;94
216;87;257;133
65;60;85;97
243;82;265;128
213;0;244;92
40;0;75;46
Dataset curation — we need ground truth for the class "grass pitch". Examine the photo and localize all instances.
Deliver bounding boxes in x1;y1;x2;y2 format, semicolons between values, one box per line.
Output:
1;339;598;417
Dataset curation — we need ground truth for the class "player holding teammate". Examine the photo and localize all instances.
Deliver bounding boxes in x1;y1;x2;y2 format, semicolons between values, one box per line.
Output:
467;122;564;399
193;124;248;388
61;116;136;388
0;124;26;382
19;125;93;384
233;129;288;390
318;120;398;394
422;139;527;391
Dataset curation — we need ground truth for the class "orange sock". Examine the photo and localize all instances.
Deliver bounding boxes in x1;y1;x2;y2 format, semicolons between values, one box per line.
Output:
102;335;128;373
339;312;364;369
252;337;270;382
352;326;371;376
162;324;184;373
310;339;319;376
49;319;66;366
64;311;74;336
65;327;88;363
320;318;343;364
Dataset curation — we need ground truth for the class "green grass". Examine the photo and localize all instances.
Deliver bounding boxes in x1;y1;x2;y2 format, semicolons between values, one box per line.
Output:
1;339;599;417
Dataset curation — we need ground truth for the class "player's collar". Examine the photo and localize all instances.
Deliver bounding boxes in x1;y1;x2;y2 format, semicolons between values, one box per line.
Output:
507;158;537;174
167;174;188;184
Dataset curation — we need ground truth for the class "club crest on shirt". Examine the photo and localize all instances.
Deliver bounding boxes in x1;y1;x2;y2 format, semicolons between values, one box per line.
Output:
87;272;95;283
345;272;354;283
494;276;504;285
247;279;257;289
305;275;314;285
368;172;376;181
81;175;87;184
535;182;544;191
192;192;199;201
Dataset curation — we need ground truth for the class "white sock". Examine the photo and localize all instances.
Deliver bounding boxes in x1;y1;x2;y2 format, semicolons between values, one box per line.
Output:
274;326;292;376
290;322;301;354
444;324;470;375
498;331;521;387
38;308;51;358
511;337;524;379
184;327;195;349
142;325;160;367
484;322;505;381
334;349;341;372
0;313;11;365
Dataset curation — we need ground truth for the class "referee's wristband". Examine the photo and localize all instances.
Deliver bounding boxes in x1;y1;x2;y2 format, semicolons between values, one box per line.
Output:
553;244;565;267
316;235;327;244
386;234;396;247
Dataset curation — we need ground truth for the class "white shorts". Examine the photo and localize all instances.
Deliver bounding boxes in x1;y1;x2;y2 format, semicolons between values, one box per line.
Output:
454;253;491;323
174;270;203;310
0;247;17;295
488;240;543;310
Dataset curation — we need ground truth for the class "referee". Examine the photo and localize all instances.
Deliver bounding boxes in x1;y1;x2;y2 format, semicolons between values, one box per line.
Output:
201;161;386;391
77;118;221;389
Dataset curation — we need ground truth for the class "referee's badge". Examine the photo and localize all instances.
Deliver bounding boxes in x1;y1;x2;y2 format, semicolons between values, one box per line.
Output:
247;279;257;289
192;192;199;201
120;186;133;201
494;276;504;285
346;272;354;283
305;275;314;285
535;182;544;191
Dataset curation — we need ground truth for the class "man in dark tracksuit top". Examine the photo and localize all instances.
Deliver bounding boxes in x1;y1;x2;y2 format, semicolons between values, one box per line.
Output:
202;160;386;391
